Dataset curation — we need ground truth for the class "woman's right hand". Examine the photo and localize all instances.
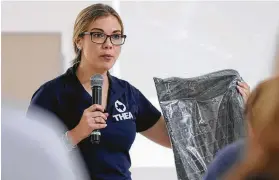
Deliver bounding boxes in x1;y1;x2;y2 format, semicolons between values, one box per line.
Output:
69;104;109;145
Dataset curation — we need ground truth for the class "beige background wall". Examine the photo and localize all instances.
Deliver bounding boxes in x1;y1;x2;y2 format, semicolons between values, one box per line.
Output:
1;33;63;111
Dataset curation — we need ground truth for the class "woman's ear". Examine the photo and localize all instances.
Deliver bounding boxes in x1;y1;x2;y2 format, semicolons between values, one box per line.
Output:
75;37;83;50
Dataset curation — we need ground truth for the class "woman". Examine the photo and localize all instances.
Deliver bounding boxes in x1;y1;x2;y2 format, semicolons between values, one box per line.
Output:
27;3;250;180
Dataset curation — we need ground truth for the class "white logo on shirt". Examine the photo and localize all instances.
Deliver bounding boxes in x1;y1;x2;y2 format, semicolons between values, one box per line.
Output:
115;100;126;113
113;100;133;121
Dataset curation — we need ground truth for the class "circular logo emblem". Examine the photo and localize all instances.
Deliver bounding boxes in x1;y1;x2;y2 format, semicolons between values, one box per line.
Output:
115;100;126;113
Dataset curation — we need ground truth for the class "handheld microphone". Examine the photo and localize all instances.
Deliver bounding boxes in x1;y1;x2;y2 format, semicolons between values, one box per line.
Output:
90;74;104;144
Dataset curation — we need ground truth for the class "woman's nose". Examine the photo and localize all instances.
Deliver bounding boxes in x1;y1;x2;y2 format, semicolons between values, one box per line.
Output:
102;37;113;49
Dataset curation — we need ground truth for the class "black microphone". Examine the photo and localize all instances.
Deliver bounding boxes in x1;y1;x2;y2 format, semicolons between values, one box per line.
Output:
90;74;104;144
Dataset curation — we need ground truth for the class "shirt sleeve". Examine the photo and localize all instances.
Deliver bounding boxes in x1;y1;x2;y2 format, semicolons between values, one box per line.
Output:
26;83;61;128
133;88;162;132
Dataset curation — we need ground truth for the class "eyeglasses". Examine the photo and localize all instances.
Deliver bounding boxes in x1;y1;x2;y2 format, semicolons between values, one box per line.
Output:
80;32;127;45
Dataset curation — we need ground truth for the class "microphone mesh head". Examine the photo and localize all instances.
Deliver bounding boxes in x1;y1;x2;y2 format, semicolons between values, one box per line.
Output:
90;74;103;88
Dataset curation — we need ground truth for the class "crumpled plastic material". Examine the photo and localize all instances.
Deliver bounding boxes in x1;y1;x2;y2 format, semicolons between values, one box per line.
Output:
153;69;246;180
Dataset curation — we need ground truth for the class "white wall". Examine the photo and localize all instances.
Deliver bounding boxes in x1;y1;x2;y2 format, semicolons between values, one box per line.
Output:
2;1;279;170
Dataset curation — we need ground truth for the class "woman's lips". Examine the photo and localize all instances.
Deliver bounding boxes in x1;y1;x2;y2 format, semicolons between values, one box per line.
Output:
100;54;113;60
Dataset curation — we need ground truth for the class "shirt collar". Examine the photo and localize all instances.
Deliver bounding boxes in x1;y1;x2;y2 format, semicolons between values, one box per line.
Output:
67;64;126;110
69;64;124;92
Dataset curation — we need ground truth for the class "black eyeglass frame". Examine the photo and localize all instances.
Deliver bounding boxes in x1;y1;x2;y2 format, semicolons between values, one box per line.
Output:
79;32;127;45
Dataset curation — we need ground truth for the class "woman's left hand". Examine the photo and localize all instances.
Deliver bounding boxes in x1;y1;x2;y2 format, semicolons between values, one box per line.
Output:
237;81;250;103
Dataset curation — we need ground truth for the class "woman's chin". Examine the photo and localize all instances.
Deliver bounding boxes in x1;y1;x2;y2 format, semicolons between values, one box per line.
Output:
96;63;113;73
103;61;115;70
87;60;115;73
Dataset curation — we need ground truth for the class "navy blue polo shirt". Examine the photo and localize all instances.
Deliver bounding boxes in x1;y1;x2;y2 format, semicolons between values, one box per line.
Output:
27;65;162;180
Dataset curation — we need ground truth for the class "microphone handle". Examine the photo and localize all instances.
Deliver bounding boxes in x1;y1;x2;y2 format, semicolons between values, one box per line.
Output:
92;86;102;105
91;86;102;144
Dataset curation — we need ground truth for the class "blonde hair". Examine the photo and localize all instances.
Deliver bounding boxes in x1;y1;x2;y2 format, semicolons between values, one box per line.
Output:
72;3;124;65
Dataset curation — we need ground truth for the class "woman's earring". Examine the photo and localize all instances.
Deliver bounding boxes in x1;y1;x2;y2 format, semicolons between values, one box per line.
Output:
77;47;82;57
77;47;82;54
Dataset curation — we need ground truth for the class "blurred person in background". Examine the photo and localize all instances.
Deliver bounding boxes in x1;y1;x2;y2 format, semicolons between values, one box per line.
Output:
203;29;279;180
27;3;250;180
223;76;279;180
2;102;89;180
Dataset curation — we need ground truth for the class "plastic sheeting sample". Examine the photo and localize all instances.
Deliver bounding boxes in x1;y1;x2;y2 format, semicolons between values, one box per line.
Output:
153;69;246;180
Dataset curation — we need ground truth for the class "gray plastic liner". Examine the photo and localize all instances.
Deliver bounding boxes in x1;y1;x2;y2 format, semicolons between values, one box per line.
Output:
153;69;246;180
